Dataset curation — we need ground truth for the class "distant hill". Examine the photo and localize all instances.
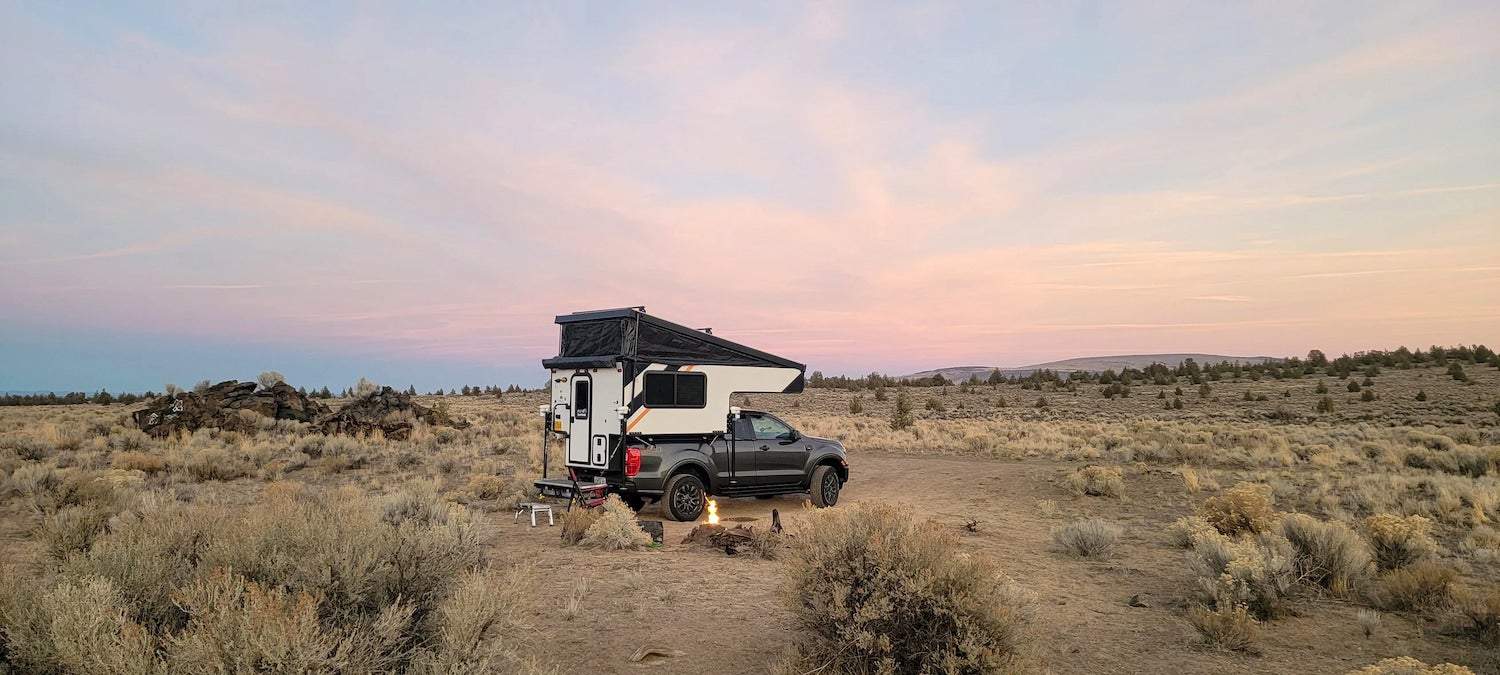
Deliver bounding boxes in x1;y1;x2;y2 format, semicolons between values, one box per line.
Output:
903;354;1276;382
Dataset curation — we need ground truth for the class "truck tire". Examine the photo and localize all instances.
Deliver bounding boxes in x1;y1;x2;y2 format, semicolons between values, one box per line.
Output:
663;473;706;522
810;465;840;508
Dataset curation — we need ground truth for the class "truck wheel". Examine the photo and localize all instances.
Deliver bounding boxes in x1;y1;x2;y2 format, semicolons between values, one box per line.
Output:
810;465;840;508
663;473;706;522
618;493;645;511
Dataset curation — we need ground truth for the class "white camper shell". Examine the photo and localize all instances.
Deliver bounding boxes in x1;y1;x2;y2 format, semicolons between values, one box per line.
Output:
541;308;805;474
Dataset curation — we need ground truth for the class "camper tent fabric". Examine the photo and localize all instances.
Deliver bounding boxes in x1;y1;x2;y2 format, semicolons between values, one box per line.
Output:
543;309;805;373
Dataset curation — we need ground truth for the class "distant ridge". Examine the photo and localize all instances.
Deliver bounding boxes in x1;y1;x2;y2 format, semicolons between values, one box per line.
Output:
903;353;1276;382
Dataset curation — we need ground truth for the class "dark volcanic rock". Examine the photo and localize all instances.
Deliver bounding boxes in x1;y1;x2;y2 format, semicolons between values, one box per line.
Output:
133;380;331;438
314;386;465;440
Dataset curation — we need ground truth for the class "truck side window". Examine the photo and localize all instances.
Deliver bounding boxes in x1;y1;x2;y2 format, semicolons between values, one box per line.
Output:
751;416;792;441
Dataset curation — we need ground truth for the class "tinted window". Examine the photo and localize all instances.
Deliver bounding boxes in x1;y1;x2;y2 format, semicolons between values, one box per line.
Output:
642;372;707;408
676;373;706;407
751;416;792;440
573;379;590;419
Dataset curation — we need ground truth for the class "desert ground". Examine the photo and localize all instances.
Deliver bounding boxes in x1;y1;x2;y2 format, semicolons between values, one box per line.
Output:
2;359;1497;674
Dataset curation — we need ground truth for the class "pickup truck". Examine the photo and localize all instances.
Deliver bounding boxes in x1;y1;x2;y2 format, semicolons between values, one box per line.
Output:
568;409;849;521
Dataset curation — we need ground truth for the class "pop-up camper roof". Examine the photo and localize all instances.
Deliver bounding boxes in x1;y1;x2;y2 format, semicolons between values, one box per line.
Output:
541;307;805;377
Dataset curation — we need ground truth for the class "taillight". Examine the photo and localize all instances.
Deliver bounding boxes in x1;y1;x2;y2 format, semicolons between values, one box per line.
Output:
624;446;642;477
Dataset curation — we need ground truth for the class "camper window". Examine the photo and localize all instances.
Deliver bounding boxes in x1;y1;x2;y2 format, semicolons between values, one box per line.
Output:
642;371;707;408
573;379;590;419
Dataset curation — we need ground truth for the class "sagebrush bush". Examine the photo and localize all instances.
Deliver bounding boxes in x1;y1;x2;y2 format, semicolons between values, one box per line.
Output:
1186;603;1258;652
0;482;509;673
1189;531;1299;620
1063;465;1123;497
183;447;249;482
778;501;1031;674
1363;513;1439;571
112;451;166;474
34;504;114;561
1372;562;1459;611
1278;513;1373;596
580;495;651;551
1199;482;1278;535
1453;585;1500;646
1345;656;1475;674
1166;515;1216;548
1053;517;1122;557
558;506;601;545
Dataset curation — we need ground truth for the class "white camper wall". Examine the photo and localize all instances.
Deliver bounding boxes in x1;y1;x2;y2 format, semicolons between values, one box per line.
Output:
551;366;624;468
625;364;800;435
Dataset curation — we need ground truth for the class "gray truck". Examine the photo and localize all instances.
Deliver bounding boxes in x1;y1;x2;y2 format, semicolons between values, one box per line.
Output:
600;408;848;520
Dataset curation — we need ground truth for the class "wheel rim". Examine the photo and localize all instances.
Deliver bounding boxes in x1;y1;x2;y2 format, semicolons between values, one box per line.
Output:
673;482;702;517
822;473;839;504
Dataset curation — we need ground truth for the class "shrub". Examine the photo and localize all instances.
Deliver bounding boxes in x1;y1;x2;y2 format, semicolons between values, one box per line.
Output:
1453;585;1500;646
580;495;651;550
1348;380;1362;393
1415;390;1427;401
1052;517;1122;557
409;568;533;672
1063;465;1124;498
1166;516;1216;549
460;473;531;509
1278;513;1373;595
183;448;249;482
1363;514;1438;571
1190;531;1299;620
1361;389;1376;402
1316;380;1329;394
256;371;286;389
559;506;602;545
779;501;1031;674
1372;562;1458;611
1199;482;1278;535
1316;395;1336;413
1356;608;1381;637
35;504;114;561
1346;657;1475;674
1187;603;1258;652
848;397;863;414
1035;396;1049;408
113;451;167;474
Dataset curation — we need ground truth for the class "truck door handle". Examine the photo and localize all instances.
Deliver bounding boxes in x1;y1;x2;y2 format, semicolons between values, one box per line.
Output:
759;445;770;451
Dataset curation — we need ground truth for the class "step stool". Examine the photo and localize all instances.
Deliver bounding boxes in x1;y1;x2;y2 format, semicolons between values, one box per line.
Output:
514;502;554;527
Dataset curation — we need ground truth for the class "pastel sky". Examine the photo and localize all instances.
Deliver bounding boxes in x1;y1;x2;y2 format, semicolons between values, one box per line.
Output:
2;2;1497;393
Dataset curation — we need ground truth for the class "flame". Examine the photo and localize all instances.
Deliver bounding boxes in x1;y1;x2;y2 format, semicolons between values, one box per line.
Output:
705;499;719;525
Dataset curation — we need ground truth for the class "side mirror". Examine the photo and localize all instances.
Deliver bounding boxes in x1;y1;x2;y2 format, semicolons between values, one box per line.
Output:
787;430;802;442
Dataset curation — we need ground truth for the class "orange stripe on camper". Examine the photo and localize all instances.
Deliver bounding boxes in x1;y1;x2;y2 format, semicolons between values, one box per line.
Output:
627;408;651;432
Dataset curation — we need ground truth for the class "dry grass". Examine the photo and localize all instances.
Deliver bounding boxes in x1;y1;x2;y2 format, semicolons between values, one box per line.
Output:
0;364;1496;670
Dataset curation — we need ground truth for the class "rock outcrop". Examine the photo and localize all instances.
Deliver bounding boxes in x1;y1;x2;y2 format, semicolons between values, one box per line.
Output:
133;381;330;438
313;386;465;440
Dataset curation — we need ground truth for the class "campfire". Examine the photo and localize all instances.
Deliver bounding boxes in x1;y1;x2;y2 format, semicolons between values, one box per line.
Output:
704;499;719;525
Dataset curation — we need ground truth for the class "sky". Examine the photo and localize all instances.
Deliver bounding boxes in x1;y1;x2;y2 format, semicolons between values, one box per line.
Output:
1;2;1497;393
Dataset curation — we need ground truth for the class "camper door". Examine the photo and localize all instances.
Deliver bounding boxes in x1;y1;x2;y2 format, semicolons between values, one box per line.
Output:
554;368;623;470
